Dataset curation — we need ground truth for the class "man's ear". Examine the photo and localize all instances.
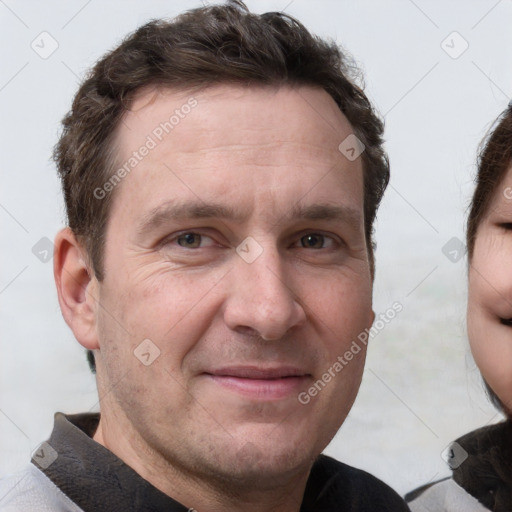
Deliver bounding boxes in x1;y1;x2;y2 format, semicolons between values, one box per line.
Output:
54;227;99;350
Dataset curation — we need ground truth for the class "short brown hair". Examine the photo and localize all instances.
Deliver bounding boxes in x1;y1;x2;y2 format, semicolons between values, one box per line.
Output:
466;104;512;415
54;1;389;371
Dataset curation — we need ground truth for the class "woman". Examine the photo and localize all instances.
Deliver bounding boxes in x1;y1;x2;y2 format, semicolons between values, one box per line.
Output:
407;102;512;511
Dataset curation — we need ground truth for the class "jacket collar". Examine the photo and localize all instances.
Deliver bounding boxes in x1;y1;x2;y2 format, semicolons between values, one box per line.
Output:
32;412;398;512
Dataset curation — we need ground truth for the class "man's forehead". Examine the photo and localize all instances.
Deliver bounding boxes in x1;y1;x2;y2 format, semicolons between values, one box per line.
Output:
117;83;353;151
107;83;364;228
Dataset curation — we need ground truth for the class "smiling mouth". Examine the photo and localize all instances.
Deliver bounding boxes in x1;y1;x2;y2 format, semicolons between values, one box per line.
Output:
500;318;512;326
204;367;311;400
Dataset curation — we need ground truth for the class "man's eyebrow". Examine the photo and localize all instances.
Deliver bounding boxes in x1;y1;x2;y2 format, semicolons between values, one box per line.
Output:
287;203;363;228
137;201;362;235
137;201;246;234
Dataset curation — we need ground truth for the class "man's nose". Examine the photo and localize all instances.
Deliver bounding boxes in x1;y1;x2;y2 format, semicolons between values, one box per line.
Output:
223;246;307;341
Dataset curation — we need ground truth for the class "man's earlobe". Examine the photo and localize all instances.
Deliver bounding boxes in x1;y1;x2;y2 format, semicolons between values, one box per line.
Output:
54;227;99;350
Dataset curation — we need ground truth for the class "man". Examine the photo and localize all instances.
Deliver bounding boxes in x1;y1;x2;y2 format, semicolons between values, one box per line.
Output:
0;1;409;510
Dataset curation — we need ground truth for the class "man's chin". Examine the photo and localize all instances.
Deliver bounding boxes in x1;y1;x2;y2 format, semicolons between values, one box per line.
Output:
200;442;313;493
192;427;319;489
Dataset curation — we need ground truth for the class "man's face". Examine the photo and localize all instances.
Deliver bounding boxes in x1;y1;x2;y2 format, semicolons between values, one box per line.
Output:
92;85;374;485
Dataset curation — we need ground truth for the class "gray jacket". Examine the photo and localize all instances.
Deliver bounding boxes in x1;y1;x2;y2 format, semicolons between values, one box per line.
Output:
407;478;489;512
407;421;512;512
0;463;83;512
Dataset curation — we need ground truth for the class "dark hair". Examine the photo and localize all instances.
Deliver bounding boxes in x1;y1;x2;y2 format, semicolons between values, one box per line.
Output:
467;106;512;257
54;1;389;373
466;104;512;415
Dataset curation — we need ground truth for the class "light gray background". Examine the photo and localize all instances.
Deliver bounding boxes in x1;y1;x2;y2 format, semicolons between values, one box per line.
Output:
1;0;511;496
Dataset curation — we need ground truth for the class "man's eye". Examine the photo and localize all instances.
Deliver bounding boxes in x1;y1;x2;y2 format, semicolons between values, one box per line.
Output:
300;234;333;249
176;233;204;248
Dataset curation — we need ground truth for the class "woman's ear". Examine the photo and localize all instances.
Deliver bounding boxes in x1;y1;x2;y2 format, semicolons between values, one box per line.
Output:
53;227;99;350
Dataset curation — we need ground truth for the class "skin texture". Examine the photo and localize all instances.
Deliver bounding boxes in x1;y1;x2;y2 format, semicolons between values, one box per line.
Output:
54;85;375;512
468;164;512;415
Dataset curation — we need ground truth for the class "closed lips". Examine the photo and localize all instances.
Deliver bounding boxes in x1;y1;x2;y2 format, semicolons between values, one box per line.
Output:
204;367;310;379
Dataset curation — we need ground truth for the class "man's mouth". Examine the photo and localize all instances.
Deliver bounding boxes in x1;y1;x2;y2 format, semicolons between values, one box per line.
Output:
500;318;512;326
203;366;311;400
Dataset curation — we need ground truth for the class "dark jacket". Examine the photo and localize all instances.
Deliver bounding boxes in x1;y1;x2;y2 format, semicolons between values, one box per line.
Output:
406;421;512;512
0;412;409;511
